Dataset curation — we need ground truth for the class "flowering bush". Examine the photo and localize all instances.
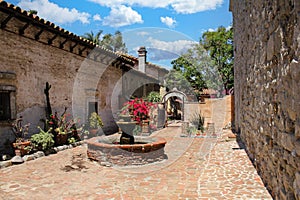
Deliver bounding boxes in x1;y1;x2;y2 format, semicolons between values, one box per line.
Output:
11;116;30;142
121;98;155;123
47;108;80;135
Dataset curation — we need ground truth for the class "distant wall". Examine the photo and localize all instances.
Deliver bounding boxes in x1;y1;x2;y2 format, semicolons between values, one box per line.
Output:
185;95;234;129
231;0;300;199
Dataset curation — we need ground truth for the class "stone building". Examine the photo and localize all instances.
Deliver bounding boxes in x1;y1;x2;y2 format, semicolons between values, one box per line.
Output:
231;0;300;199
0;1;168;155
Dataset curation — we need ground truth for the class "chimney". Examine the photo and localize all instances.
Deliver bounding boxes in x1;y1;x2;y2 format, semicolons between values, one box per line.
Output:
138;46;147;73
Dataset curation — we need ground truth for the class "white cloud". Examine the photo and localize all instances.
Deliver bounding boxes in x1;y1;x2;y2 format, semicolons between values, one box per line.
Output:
171;0;223;14
136;31;150;36
102;5;143;27
17;0;90;24
89;0;224;14
93;14;101;21
147;37;196;55
160;16;177;28
88;0;170;8
203;25;232;33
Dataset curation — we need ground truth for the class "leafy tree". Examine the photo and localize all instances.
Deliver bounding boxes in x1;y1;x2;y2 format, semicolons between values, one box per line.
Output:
82;30;127;53
28;10;38;15
164;69;194;94
100;33;113;51
201;26;234;94
147;91;161;102
171;43;222;92
171;51;206;91
82;30;103;45
101;31;127;53
170;26;233;95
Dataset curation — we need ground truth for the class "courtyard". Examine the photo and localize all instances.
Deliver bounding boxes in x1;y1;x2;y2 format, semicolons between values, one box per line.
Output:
0;124;272;199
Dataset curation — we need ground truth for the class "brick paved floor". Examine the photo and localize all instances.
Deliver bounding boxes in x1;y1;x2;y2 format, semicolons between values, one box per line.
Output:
0;125;272;199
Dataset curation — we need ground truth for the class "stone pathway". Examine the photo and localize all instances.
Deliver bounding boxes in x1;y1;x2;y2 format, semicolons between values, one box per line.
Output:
0;125;272;199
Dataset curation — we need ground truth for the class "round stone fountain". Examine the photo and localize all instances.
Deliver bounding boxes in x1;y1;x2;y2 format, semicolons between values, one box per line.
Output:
86;134;167;166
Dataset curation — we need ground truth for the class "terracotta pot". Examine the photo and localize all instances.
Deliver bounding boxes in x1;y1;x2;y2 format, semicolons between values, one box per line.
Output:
89;129;98;137
13;141;31;156
55;134;68;146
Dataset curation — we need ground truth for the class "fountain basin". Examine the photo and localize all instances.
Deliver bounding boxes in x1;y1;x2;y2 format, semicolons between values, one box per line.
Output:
86;134;167;166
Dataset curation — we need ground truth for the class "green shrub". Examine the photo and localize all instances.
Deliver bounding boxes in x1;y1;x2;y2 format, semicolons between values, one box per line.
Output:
89;112;104;129
190;112;205;132
147;91;161;103
31;127;54;151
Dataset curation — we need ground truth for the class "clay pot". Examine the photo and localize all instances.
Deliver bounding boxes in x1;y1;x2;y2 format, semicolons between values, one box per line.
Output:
13;141;31;156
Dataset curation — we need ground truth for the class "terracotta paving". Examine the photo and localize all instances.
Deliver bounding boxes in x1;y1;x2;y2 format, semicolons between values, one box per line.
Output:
0;124;272;199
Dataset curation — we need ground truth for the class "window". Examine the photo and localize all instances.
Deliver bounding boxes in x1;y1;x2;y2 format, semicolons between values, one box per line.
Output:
0;91;11;120
88;102;98;117
0;72;16;121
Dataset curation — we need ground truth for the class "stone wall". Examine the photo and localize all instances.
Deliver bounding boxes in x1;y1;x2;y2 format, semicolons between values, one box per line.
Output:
231;0;300;199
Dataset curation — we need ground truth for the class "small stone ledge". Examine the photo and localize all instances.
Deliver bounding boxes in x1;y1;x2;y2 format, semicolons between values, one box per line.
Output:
0;140;85;169
0;71;16;80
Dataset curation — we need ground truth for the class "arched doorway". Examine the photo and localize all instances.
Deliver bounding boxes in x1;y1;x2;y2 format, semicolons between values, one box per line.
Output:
162;89;187;121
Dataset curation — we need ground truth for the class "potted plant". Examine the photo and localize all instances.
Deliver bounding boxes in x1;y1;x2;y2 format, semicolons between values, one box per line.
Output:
190;112;205;136
11;116;31;156
48;108;81;146
89;112;104;136
30;127;54;151
121;98;153;123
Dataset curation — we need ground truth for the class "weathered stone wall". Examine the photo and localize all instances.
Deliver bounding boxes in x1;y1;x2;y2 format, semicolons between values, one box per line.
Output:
231;0;300;199
0;29;125;153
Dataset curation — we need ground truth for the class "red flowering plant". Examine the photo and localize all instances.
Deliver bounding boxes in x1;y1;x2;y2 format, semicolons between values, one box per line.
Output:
47;108;81;141
121;98;155;123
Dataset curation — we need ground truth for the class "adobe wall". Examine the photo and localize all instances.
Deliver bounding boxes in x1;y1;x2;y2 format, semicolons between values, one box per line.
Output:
231;0;300;199
0;28;124;153
185;95;234;129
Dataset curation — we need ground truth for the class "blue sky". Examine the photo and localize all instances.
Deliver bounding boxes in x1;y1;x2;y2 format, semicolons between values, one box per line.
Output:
7;0;232;68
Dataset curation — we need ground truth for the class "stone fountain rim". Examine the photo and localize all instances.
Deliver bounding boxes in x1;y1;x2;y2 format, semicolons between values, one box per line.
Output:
86;134;167;150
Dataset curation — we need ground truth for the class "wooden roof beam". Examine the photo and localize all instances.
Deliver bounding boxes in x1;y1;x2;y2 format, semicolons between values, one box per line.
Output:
70;42;78;53
1;14;13;29
48;34;58;45
59;38;68;49
79;47;86;56
35;29;44;40
19;22;30;35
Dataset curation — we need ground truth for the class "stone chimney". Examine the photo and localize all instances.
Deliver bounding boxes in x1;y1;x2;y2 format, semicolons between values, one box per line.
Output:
138;46;147;73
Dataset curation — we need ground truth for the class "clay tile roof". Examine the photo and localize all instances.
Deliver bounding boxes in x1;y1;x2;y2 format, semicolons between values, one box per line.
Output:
0;0;134;64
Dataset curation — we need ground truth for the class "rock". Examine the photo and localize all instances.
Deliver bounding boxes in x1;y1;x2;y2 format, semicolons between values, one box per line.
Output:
11;156;24;164
44;149;56;156
2;154;11;161
293;173;300;198
23;155;35;162
100;162;112;167
57;146;65;151
0;160;12;168
34;151;45;158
